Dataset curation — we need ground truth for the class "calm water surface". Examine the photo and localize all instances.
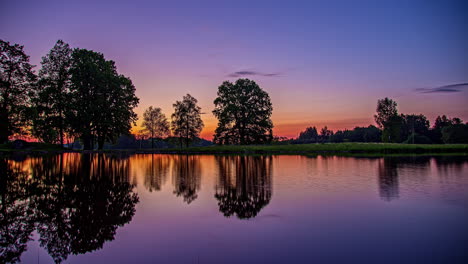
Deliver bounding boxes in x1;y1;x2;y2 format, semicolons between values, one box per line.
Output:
1;154;467;263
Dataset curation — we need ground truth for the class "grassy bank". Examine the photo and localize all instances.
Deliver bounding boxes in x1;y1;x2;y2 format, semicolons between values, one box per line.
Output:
2;142;468;155
158;143;468;155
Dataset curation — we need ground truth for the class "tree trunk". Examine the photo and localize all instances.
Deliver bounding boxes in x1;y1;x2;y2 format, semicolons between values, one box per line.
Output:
0;106;10;144
59;108;64;147
82;134;92;150
98;136;105;150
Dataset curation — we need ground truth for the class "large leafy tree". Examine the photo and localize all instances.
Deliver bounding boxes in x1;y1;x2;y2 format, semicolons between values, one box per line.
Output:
374;98;401;143
141;106;170;149
67;49;139;150
213;79;273;145
0;39;36;143
171;94;204;148
33;40;72;145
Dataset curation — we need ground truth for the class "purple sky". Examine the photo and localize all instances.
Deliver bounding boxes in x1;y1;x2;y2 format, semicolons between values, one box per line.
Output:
2;0;467;138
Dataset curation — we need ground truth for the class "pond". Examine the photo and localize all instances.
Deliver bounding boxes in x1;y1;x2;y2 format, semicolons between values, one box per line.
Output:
1;154;467;263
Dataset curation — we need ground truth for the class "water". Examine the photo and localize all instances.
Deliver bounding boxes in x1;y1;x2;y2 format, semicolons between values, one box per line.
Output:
1;154;467;263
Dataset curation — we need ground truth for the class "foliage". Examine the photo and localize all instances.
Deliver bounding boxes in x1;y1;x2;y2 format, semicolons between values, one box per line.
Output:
402;133;432;144
374;98;402;143
141;106;170;148
441;124;468;144
171;94;204;148
32;40;72;145
330;125;381;143
67;49;139;150
213;79;273;145
400;114;430;143
297;126;318;143
0;39;37;143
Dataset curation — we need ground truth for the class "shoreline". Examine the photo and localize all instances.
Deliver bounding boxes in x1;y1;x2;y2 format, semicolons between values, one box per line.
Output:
1;143;468;156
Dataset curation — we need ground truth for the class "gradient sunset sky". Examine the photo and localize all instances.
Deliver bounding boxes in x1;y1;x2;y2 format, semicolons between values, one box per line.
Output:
2;0;467;139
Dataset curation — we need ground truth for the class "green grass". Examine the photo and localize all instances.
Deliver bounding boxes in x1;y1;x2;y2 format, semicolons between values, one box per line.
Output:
1;142;468;155
147;143;468;155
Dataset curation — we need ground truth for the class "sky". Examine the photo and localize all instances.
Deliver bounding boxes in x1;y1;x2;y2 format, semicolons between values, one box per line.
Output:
2;0;467;139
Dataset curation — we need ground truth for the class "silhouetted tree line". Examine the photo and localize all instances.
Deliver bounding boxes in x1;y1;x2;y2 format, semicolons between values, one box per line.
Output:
1;39;140;150
292;98;467;144
3;38;465;147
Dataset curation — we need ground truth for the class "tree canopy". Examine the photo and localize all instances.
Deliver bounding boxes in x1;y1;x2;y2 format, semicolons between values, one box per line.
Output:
171;94;204;148
33;40;72;145
0;39;37;143
213;79;273;145
374;98;401;142
67;49;139;150
141;106;170;148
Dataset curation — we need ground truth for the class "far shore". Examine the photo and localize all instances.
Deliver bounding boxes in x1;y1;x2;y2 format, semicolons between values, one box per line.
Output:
1;143;468;156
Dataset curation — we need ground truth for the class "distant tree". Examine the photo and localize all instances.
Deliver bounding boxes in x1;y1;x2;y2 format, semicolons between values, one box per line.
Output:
213;79;273;145
430;115;464;143
142;106;170;149
32;40;72;145
0;39;37;143
171;94;204;148
441;124;468;144
328;125;381;143
401;114;430;143
381;115;403;143
374;98;401;142
374;98;398;129
67;49;139;150
434;115;462;130
298;126;318;142
319;126;333;142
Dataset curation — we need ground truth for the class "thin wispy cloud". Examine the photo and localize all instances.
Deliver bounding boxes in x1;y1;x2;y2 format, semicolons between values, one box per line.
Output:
227;70;281;78
415;83;468;94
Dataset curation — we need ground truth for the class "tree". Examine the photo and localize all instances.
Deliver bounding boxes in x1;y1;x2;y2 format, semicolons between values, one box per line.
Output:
213;79;273;145
67;49;139;150
430;115;463;143
374;98;398;129
434;115;462;130
171;94;204;148
0;39;37;143
441;124;468;143
297;126;318;142
374;98;401;142
401;114;430;143
33;40;72;145
142;106;170;149
319;126;333;142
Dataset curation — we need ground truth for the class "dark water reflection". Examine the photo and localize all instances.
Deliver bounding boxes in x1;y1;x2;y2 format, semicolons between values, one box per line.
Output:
0;154;138;264
215;156;272;219
1;154;467;263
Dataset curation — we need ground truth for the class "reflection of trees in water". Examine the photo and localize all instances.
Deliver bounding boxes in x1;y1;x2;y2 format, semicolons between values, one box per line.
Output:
377;156;430;202
0;159;36;264
0;154;139;264
215;156;273;219
172;155;201;204
377;158;399;201
433;156;468;176
144;154;170;192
